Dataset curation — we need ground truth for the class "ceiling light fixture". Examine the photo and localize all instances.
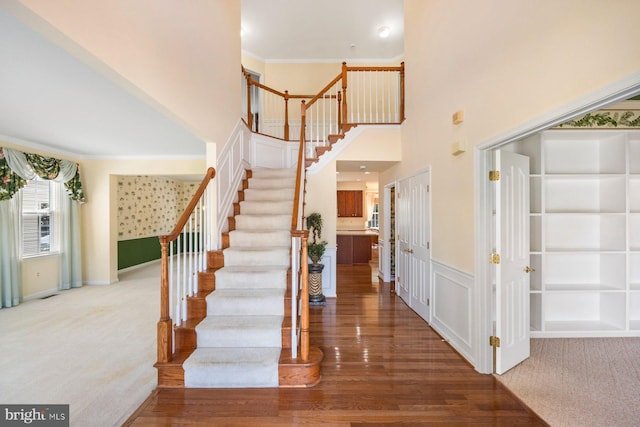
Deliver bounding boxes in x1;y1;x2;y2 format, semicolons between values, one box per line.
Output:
378;26;390;38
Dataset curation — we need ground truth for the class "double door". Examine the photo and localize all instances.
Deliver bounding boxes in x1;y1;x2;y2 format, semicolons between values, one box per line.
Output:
396;170;431;320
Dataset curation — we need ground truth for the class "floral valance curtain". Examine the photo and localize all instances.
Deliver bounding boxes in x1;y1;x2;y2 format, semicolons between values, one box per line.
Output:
0;147;86;202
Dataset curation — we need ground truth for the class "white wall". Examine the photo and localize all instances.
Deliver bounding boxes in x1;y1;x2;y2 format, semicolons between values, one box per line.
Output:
383;0;640;370
384;0;640;273
15;0;241;147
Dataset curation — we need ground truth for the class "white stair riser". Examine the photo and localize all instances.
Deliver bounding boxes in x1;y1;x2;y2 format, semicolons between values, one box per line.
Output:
196;316;283;346
207;295;284;316
215;268;288;289
223;248;289;266
239;200;292;215
251;168;296;179
249;178;296;189
229;230;290;247
235;214;290;230
244;188;294;201
183;347;281;388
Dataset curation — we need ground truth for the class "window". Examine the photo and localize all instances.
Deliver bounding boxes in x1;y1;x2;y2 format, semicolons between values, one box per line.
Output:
368;202;379;229
21;178;56;257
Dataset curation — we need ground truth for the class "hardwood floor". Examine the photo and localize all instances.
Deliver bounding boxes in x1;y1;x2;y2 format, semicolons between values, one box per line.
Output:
125;264;546;426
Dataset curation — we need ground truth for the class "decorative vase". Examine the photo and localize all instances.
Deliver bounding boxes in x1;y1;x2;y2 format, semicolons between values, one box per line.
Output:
308;263;325;305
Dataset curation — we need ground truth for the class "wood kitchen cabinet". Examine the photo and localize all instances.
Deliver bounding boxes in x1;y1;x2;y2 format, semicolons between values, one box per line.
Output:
337;190;363;217
337;234;372;264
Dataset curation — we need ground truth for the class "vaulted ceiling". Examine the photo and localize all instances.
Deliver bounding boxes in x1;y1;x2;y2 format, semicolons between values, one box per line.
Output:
0;1;404;160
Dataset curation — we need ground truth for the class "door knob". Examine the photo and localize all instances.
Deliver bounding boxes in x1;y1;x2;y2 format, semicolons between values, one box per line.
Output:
524;266;535;273
406;249;414;254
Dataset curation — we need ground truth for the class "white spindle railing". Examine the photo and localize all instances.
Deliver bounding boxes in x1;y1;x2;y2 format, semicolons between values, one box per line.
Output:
347;69;402;124
157;167;216;365
168;183;213;329
290;234;301;357
241;63;405;148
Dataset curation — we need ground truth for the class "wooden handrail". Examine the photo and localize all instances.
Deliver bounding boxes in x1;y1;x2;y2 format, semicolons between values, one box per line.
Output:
157;167;216;365
345;65;404;72
305;73;343;109
161;167;216;243
291;100;306;231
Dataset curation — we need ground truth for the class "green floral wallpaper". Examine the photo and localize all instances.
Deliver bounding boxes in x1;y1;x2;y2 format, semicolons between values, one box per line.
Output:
556;101;640;129
117;176;199;241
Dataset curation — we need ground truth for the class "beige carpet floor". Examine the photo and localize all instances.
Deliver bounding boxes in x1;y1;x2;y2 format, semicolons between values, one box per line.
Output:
496;337;640;427
0;263;159;426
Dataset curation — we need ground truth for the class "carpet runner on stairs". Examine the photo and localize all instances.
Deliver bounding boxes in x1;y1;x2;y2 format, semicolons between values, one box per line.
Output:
183;167;296;388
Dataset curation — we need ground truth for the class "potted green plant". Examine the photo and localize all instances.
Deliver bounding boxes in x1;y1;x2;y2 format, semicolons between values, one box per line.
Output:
306;212;327;304
306;212;327;264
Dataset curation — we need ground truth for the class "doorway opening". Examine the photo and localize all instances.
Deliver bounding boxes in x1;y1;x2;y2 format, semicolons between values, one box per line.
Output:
474;76;640;375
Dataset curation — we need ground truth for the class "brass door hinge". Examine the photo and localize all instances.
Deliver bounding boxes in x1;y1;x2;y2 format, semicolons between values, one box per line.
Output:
489;170;500;181
489;336;501;348
489;253;501;264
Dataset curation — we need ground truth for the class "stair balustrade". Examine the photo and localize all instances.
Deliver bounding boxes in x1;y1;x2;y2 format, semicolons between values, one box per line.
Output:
156;167;216;366
241;62;405;160
290;118;309;359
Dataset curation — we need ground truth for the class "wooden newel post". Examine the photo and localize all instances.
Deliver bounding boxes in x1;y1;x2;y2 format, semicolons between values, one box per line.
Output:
301;233;310;361
337;91;342;131
400;61;405;122
246;77;253;131
157;237;172;364
284;90;290;141
341;62;348;129
300;100;307;157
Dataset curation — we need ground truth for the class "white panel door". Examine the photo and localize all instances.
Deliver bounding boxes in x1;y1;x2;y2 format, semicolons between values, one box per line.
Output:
408;171;431;320
495;150;531;374
396;171;431;321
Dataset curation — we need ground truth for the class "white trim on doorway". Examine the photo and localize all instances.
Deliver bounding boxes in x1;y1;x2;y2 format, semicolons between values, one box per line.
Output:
473;70;640;374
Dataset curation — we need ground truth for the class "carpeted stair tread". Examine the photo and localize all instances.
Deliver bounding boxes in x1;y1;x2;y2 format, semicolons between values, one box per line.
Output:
248;177;296;189
215;266;288;289
206;288;285;316
228;229;291;247
243;188;294;202
251;168;296;179
239;200;292;215
183;347;281;388
195;315;283;347
234;214;290;230
223;247;290;267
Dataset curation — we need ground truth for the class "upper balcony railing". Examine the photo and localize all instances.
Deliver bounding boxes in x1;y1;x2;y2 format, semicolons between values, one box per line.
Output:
241;62;405;147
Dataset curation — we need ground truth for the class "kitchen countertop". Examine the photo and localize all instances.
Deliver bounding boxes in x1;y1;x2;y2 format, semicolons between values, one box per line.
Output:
336;229;379;236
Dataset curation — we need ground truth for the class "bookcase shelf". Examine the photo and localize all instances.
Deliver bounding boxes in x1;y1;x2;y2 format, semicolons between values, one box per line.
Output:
509;129;640;337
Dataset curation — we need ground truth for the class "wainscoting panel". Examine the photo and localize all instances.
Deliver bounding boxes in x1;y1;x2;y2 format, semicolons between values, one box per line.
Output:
378;239;390;282
430;260;475;365
318;246;337;298
251;133;298;169
217;122;249;236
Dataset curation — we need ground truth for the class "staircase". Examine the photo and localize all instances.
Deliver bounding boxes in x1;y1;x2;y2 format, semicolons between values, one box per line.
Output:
305;123;358;168
184;167;294;387
155;167;321;388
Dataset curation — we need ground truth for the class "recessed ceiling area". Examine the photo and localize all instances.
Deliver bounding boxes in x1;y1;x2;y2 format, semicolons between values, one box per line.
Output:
241;0;404;62
336;160;398;186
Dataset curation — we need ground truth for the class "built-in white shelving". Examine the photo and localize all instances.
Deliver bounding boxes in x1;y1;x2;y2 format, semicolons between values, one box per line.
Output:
507;129;640;337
